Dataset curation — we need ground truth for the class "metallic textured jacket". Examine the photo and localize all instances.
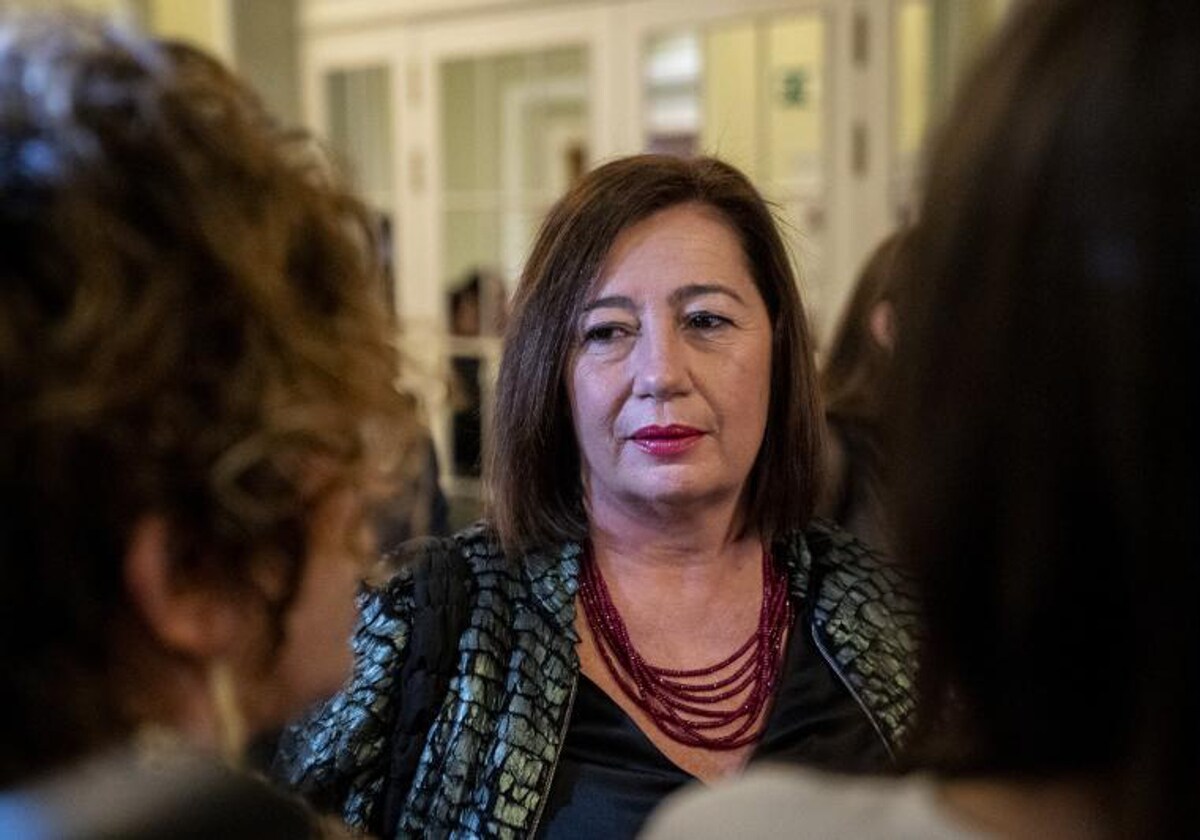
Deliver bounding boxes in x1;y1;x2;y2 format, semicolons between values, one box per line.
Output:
274;521;919;839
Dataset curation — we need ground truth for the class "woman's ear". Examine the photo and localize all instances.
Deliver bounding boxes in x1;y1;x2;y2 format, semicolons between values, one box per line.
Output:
123;516;241;659
868;300;896;351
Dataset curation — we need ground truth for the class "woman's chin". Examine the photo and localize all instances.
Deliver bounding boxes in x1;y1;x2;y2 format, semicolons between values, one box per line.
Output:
617;480;738;517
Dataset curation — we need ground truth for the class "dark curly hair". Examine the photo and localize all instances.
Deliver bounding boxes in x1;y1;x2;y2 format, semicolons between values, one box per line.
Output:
0;15;412;782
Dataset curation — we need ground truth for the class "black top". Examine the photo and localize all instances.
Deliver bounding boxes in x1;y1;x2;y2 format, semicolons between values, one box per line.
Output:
536;603;891;839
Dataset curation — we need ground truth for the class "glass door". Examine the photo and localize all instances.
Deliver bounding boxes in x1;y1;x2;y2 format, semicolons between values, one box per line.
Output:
437;44;591;520
324;65;397;310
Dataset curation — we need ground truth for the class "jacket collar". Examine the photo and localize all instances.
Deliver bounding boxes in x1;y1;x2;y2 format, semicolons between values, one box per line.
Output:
774;529;814;604
523;540;582;629
524;531;813;628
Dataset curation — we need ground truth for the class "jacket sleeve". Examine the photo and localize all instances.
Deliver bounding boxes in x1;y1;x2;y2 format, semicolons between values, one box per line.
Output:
270;565;417;833
805;521;922;755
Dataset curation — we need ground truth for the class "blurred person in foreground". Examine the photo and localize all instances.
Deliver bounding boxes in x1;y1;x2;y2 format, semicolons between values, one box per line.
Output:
275;154;919;838
0;13;412;836
646;1;1200;837
815;228;915;553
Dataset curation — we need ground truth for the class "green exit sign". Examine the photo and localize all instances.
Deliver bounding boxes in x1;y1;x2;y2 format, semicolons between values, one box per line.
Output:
777;67;810;108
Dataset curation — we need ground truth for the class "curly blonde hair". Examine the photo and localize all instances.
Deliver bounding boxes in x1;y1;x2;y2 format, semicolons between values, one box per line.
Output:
0;15;413;780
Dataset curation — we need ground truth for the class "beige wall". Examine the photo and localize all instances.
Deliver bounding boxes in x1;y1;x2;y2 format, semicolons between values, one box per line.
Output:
60;0;126;13
896;1;932;158
143;0;230;59
3;1;230;58
5;1;301;123
232;0;299;124
3;0;130;16
986;0;1016;27
701;21;758;180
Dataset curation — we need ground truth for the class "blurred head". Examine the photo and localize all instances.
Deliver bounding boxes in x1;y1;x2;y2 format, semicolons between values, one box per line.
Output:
891;0;1200;830
821;228;914;425
0;16;410;781
490;154;822;550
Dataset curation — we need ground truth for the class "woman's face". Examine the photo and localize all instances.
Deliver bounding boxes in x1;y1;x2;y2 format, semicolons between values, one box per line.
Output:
569;202;773;519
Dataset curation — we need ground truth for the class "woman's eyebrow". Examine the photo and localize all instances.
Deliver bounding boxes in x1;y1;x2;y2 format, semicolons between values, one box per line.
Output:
668;283;747;306
582;295;636;314
581;284;746;314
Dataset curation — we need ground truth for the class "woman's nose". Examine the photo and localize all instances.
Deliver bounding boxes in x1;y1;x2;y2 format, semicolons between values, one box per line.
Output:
632;324;690;400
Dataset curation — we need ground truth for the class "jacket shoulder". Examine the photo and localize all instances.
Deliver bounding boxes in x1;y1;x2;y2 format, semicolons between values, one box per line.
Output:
270;571;415;829
384;519;497;569
272;530;478;831
801;520;921;753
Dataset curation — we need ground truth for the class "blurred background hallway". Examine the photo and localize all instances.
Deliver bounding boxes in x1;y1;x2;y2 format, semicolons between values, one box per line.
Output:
20;0;1014;525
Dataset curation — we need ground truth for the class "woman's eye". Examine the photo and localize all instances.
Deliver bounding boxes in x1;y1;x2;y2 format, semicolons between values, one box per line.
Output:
685;311;731;331
582;323;633;344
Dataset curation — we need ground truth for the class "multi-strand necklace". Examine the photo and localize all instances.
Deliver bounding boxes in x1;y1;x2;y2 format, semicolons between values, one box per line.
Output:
578;545;793;750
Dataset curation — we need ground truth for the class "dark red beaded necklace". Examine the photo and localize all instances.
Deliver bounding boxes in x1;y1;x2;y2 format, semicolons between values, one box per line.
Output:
578;545;793;750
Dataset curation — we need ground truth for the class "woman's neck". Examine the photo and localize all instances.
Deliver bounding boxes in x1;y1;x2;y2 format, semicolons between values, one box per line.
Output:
586;510;760;595
585;516;768;666
585;484;751;561
588;527;762;589
124;658;248;764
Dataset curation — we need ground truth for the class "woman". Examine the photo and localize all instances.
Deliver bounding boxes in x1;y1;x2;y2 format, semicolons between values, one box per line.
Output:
816;228;915;552
647;0;1200;837
276;154;919;838
0;13;411;833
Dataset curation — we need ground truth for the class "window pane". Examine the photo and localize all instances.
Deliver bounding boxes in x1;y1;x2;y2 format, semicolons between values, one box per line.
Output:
325;66;393;209
644;31;700;156
440;44;588;294
442;59;481;192
443;210;501;292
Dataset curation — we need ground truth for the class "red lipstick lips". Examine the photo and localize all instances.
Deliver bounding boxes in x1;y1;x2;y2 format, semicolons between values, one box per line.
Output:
629;424;704;456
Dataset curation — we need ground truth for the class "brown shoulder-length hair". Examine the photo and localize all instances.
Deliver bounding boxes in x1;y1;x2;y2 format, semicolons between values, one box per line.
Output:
488;154;822;551
891;0;1200;833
